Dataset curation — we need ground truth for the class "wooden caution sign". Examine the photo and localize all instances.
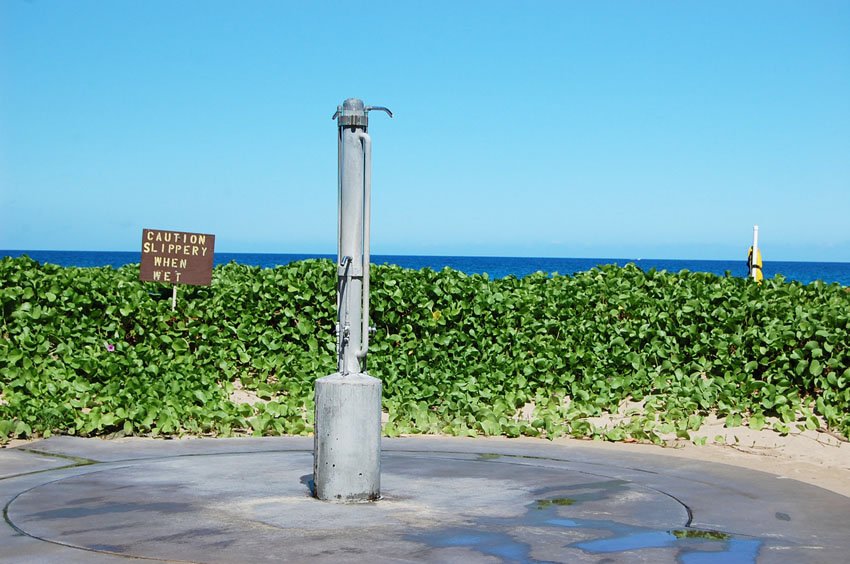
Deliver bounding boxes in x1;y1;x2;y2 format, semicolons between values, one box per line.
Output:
140;229;215;286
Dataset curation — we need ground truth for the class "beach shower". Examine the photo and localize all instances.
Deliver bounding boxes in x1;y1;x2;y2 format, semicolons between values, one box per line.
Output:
313;98;392;502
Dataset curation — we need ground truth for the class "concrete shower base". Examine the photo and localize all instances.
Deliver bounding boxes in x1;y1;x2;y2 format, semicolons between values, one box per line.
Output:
2;436;848;563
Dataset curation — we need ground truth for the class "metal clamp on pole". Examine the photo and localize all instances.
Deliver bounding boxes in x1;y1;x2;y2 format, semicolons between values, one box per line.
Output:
332;103;393;126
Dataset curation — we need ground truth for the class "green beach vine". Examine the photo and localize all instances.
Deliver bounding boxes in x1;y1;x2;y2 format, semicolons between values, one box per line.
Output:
1;256;848;444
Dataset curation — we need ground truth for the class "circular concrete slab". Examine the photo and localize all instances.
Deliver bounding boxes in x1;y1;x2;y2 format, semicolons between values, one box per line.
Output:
2;437;848;563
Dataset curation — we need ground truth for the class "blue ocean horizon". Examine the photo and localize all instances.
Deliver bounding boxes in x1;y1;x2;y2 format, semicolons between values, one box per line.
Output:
2;249;849;286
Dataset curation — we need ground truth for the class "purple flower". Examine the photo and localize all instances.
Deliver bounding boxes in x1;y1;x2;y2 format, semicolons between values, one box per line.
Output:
105;343;115;352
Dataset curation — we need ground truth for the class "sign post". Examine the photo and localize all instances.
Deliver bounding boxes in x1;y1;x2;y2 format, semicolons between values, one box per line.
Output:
140;229;215;306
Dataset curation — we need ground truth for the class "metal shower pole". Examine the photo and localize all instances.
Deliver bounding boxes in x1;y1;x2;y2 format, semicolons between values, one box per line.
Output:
313;98;392;502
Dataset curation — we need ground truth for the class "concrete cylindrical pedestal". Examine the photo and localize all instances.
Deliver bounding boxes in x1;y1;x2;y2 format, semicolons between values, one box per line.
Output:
313;372;382;502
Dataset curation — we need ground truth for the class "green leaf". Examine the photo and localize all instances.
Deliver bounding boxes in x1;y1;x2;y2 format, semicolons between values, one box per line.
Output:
725;414;742;428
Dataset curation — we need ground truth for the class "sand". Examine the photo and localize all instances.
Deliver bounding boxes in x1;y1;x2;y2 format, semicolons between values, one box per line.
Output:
551;428;850;497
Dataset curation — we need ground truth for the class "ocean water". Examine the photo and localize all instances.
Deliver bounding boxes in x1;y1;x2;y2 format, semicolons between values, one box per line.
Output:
2;250;849;286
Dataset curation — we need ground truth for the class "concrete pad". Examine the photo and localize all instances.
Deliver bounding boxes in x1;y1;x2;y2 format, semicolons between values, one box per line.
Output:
1;436;848;563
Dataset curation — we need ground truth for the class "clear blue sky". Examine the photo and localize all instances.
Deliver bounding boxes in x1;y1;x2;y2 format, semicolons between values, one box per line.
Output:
1;1;848;261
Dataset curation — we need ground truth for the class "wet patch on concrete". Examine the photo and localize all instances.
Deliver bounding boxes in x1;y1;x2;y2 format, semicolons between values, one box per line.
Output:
24;501;194;521
147;527;234;543
59;523;136;537
300;473;316;496
86;543;128;553
410;482;763;563
423;529;540;563
531;479;631;506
